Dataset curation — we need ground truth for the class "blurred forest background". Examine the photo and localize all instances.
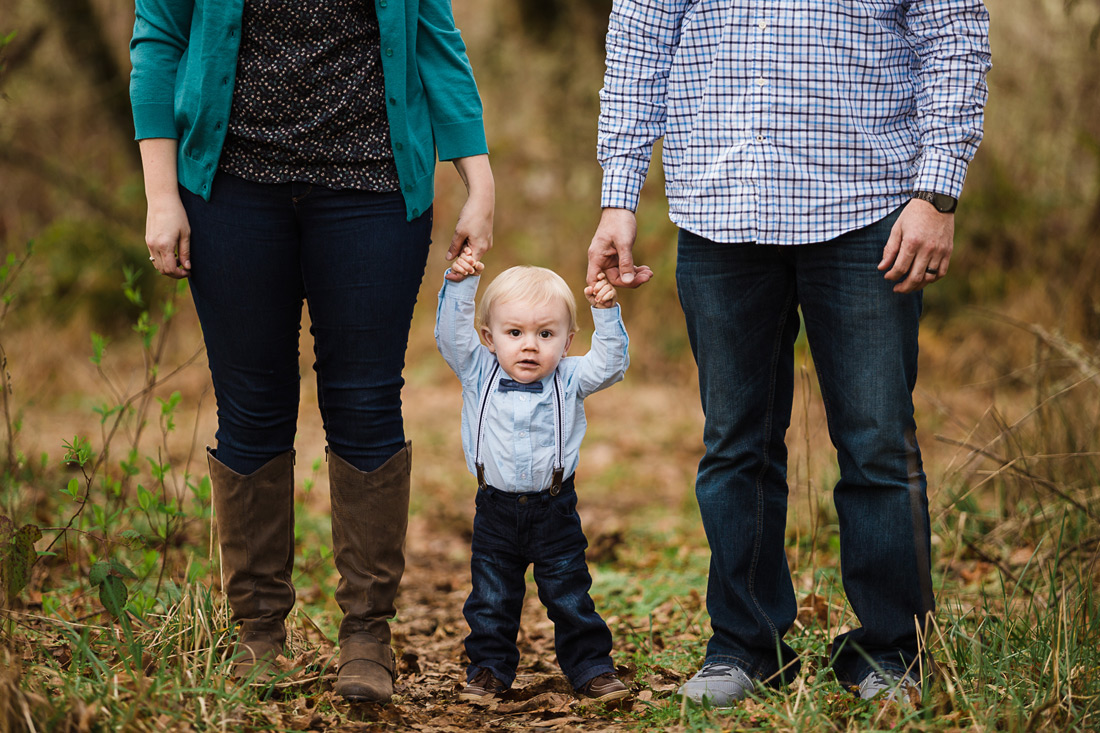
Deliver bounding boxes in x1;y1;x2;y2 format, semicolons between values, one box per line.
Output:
1;0;1099;730
1;0;1099;380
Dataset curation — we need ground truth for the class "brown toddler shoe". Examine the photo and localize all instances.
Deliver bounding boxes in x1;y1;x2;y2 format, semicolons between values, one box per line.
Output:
580;672;631;704
458;668;507;701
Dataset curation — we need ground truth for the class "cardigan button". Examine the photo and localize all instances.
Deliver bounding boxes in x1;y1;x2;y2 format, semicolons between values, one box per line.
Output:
394;142;403;150
385;48;393;57
412;208;419;217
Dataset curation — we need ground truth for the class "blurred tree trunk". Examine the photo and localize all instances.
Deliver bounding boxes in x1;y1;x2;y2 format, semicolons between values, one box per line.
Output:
44;0;139;167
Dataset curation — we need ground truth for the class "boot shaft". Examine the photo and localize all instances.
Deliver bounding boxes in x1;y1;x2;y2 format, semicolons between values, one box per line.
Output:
208;448;297;639
328;442;411;645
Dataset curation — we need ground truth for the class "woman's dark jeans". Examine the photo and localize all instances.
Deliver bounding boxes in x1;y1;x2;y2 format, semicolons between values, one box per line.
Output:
181;172;431;475
675;208;933;687
463;480;615;690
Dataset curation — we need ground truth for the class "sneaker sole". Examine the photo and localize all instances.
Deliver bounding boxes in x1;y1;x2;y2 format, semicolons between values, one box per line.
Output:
679;691;741;709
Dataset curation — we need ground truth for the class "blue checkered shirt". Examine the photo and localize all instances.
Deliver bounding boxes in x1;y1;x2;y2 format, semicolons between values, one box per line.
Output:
598;0;991;245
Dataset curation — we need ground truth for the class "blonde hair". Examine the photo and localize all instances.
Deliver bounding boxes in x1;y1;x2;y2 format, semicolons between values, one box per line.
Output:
476;266;578;333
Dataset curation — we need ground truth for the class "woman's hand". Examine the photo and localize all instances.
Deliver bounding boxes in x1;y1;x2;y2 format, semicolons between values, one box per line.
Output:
447;154;494;266
139;138;192;278
146;195;192;278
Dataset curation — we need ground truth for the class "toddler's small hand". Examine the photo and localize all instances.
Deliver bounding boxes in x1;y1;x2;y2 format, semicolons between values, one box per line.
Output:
446;245;485;281
584;272;617;308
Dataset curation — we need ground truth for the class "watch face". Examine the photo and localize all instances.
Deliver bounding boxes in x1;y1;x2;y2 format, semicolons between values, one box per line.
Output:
931;194;957;214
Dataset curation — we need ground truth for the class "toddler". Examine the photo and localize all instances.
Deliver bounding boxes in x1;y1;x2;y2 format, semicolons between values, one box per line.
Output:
434;247;631;704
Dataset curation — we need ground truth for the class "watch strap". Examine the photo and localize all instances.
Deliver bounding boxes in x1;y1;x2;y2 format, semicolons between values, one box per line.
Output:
912;190;958;214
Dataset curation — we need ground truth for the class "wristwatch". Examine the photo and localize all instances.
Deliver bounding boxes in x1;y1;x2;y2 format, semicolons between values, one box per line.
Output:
911;190;957;214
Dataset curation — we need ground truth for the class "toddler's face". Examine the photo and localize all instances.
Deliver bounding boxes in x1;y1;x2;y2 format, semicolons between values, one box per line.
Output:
481;297;574;383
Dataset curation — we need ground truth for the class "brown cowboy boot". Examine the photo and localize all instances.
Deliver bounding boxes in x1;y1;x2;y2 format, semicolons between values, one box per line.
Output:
328;442;411;702
208;448;296;681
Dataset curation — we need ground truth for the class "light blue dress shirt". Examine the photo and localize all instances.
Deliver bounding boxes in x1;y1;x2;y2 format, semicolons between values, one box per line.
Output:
435;275;629;493
598;0;991;245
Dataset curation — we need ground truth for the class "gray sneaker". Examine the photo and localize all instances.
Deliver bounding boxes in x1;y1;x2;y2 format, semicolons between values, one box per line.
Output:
857;669;921;704
677;662;754;707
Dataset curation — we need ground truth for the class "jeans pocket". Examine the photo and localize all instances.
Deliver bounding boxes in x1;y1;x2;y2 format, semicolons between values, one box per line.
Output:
550;493;577;518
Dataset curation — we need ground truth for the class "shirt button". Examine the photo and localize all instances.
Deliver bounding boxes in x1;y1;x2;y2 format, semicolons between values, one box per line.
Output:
385;48;393;57
756;77;766;87
756;135;765;142
758;20;767;29
519;394;528;402
519;431;527;437
521;473;527;479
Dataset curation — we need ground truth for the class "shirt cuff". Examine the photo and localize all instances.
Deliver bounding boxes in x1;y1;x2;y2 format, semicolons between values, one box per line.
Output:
600;169;645;211
131;102;179;141
913;150;969;199
441;271;480;300
590;303;624;332
434;118;489;161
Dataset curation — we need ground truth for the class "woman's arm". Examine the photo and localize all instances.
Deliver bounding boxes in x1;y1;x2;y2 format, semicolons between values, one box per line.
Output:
139;138;191;279
446;153;495;266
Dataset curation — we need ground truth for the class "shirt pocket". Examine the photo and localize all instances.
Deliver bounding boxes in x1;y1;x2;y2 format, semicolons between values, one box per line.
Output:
533;408;556;448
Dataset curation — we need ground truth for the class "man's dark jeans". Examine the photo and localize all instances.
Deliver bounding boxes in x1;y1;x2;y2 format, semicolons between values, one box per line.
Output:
181;172;432;475
675;208;933;687
463;480;615;690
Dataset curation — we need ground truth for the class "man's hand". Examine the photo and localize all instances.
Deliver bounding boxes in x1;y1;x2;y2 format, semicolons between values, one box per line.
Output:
587;207;653;288
878;199;955;293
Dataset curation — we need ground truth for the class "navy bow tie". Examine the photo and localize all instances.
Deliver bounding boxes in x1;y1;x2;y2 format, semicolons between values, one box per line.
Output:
498;378;543;393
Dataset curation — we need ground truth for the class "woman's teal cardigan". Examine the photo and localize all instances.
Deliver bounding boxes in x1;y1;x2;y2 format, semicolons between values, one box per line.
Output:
129;0;488;221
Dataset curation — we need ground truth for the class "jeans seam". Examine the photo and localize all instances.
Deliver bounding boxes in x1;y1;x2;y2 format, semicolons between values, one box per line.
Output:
747;288;797;643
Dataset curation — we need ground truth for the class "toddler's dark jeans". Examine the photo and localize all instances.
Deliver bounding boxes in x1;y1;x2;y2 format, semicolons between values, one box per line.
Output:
463;478;615;690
